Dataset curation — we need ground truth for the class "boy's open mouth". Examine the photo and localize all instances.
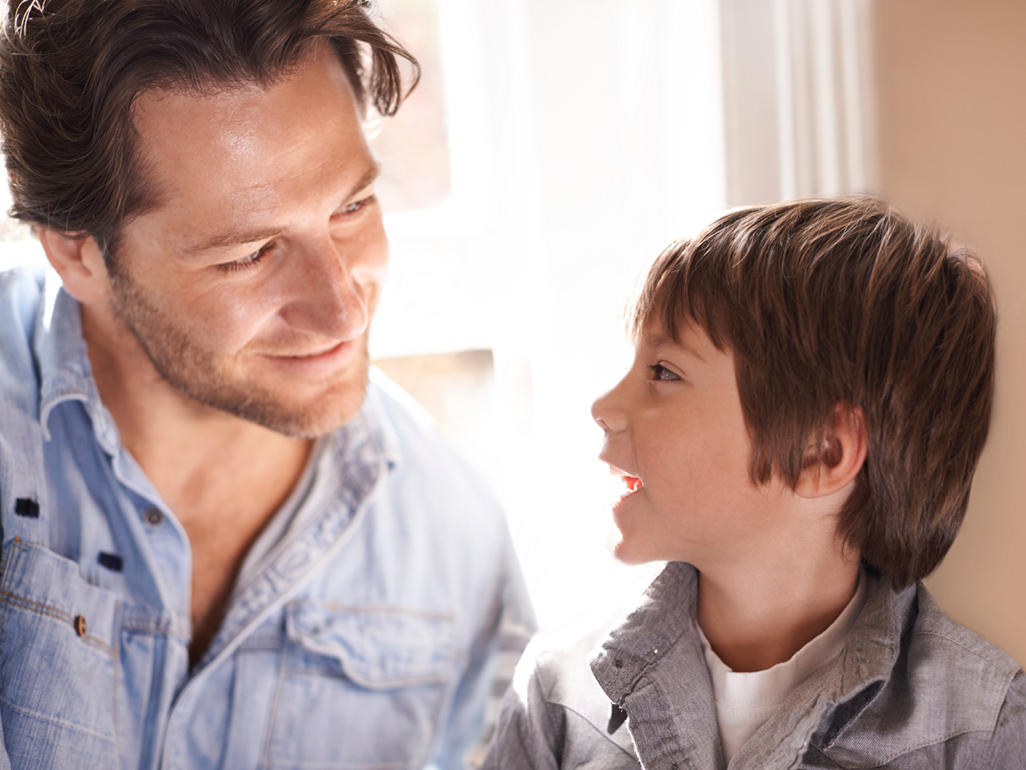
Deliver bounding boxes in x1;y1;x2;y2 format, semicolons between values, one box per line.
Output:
605;463;643;501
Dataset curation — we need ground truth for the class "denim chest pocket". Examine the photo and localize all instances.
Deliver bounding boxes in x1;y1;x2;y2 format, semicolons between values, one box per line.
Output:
0;538;121;768
262;601;461;769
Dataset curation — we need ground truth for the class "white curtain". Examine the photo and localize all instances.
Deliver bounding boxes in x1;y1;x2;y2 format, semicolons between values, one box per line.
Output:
719;0;877;204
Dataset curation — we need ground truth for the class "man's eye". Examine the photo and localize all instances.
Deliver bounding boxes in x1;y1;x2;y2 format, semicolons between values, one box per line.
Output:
217;243;273;273
338;194;376;216
648;363;681;382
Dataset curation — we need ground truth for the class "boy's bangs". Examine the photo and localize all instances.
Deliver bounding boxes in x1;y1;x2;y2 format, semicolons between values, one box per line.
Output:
629;238;731;349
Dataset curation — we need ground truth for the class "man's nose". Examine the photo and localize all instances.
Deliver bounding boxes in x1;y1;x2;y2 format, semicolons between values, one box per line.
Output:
285;239;369;341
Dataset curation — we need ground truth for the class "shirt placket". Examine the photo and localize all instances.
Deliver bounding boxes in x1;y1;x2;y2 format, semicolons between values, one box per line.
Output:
157;433;390;769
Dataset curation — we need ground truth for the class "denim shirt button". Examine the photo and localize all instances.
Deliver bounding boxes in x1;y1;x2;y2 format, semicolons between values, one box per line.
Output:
143;507;165;526
74;614;87;637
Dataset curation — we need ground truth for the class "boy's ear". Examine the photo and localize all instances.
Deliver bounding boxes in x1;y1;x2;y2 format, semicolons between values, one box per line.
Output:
37;227;111;305
795;404;867;499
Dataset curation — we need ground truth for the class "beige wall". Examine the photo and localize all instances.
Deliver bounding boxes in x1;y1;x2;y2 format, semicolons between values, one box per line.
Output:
874;0;1026;664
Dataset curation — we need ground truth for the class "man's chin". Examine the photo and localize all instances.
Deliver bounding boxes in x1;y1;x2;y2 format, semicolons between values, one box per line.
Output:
236;377;370;439
175;359;372;439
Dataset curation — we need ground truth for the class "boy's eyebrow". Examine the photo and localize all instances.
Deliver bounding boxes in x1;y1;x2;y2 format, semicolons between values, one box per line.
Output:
644;332;707;363
184;163;380;254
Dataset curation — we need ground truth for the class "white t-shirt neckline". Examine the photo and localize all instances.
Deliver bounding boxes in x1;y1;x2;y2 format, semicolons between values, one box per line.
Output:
698;570;868;762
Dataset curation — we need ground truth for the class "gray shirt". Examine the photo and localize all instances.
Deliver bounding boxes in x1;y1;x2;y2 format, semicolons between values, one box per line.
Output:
485;561;1026;769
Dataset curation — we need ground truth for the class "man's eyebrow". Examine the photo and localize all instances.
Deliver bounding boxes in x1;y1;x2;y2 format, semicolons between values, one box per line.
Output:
184;163;381;254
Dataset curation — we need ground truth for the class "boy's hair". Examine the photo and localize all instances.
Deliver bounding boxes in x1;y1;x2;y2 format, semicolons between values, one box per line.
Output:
0;0;418;258
632;197;996;586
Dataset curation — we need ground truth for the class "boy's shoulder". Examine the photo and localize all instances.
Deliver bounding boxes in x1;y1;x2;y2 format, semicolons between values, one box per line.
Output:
516;569;1026;768
816;580;1024;768
907;583;1021;695
509;613;641;763
886;581;1018;723
909;582;1019;675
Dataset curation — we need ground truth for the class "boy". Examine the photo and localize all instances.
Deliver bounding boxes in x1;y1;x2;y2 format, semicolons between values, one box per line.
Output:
484;197;1026;768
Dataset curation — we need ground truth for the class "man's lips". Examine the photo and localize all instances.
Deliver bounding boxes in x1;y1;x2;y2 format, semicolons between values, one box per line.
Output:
270;341;348;360
260;339;361;375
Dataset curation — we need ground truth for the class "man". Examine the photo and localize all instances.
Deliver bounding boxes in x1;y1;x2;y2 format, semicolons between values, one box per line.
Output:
0;1;533;768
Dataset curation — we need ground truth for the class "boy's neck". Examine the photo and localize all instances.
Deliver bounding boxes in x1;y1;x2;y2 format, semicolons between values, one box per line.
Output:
696;551;861;673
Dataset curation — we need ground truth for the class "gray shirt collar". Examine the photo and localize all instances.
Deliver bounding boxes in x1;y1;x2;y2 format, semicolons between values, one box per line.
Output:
590;561;908;769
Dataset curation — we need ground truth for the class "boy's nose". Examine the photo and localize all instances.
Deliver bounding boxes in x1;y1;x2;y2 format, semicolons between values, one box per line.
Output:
591;387;627;433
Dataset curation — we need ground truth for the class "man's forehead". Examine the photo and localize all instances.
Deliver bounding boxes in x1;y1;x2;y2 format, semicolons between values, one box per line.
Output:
125;43;370;237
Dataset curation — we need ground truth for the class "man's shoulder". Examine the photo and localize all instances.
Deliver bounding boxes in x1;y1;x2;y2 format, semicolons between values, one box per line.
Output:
0;262;48;317
364;368;452;455
0;264;48;397
352;371;511;545
0;265;51;543
363;371;499;502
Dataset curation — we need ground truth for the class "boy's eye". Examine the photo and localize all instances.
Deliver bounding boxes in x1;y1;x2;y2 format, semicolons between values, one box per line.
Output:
648;363;681;382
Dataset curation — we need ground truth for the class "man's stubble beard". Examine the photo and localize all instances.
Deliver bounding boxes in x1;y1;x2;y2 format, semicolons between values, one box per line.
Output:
107;268;370;439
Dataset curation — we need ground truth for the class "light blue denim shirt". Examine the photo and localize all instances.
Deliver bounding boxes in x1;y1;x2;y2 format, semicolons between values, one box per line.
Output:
0;265;535;769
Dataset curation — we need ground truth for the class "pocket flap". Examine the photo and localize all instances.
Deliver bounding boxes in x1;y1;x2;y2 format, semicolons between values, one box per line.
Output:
1;539;119;652
284;601;458;689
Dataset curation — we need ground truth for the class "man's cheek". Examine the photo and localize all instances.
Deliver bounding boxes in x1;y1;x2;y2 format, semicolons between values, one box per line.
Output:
166;308;247;361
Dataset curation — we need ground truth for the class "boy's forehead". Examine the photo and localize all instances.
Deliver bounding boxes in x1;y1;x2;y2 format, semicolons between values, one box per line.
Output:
639;320;713;362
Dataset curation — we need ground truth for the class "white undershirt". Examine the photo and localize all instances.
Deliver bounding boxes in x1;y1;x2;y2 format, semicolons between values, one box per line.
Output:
698;571;867;763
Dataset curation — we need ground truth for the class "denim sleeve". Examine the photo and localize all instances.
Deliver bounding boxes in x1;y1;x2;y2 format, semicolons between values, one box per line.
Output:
983;669;1026;769
431;536;536;769
0;717;9;770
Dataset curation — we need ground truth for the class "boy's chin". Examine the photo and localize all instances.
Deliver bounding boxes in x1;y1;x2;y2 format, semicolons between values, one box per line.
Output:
609;530;660;565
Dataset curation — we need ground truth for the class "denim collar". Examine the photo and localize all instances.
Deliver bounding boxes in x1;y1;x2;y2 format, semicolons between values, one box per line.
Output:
35;275;119;451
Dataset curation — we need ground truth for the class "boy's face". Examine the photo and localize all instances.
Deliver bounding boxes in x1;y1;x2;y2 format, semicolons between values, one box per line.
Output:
592;319;795;567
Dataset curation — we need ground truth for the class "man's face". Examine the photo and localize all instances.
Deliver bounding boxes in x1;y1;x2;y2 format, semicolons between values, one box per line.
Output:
107;43;386;437
591;320;794;566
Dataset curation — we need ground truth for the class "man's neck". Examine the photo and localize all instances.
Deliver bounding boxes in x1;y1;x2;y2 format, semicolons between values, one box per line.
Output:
81;305;313;525
696;543;861;673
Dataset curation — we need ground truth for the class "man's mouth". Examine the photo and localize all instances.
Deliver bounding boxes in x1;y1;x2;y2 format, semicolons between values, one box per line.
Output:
270;341;348;360
259;339;362;377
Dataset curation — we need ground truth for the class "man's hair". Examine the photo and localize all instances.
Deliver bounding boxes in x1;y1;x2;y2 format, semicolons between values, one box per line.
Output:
0;0;418;256
632;197;996;586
